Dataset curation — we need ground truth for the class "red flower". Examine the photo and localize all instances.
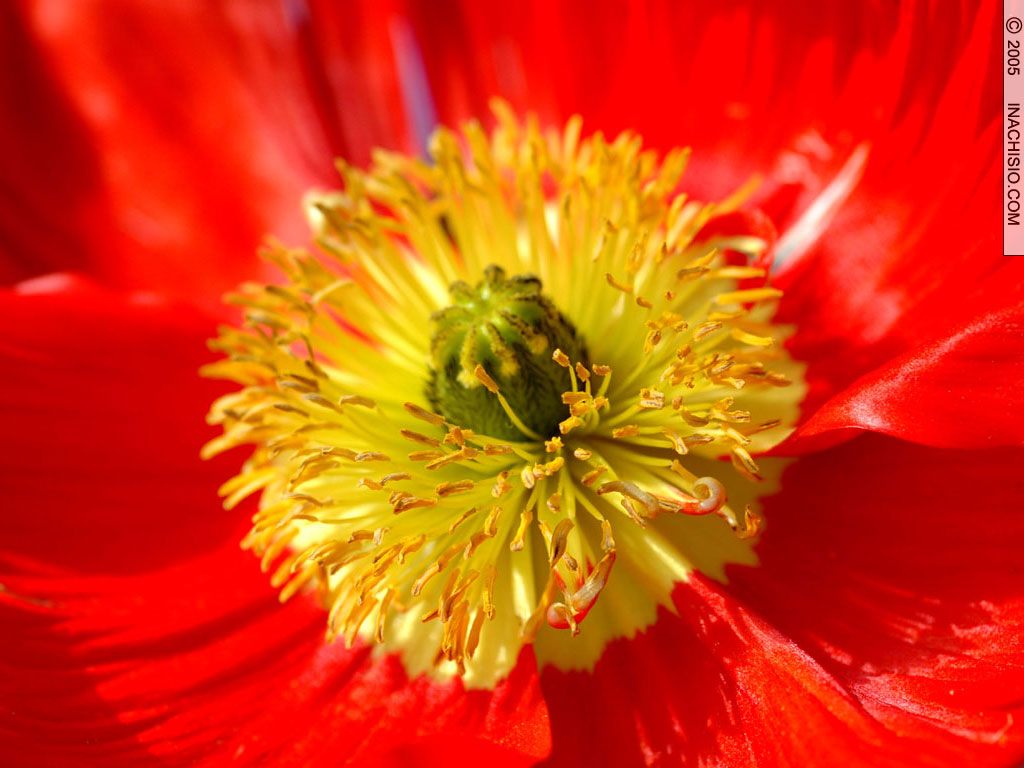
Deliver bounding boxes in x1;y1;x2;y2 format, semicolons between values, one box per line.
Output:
2;2;1022;767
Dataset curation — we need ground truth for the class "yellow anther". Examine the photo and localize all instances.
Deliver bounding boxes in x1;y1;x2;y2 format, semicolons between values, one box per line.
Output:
548;518;574;566
473;364;500;393
483;505;503;537
542;456;566;474
693;321;724;341
409;450;444;462
639;388;665;409
510;506;535;551
338;394;376;408
492;471;512;498
435;479;475;497
404;402;446;427
569;401;591;417
661;427;688;455
401;429;441;447
559;415;583;434
393;495;437;513
484;444;513;455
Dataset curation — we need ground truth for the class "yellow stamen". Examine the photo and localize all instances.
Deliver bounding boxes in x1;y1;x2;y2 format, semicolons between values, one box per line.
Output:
204;101;805;688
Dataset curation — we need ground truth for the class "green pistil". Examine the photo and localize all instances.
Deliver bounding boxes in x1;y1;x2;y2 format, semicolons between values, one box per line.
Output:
427;265;587;441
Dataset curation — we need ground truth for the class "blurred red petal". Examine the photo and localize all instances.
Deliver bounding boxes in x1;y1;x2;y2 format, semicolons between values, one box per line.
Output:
3;1;416;295
406;1;990;218
0;7;105;285
0;276;238;572
297;0;424;162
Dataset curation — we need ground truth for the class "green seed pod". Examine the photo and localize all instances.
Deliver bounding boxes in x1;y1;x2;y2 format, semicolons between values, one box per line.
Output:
427;265;587;440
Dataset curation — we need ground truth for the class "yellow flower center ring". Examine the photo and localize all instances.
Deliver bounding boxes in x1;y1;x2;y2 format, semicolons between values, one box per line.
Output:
204;102;806;687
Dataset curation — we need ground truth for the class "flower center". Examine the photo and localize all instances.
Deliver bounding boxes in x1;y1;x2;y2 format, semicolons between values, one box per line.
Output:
203;104;806;688
428;265;586;441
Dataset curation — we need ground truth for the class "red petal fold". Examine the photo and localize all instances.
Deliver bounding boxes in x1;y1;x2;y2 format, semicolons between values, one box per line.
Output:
783;301;1024;451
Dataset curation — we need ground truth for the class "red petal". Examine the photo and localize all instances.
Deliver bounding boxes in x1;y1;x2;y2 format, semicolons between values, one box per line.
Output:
407;1;987;221
729;435;1024;765
297;0;424;162
4;1;413;294
0;276;239;571
0;282;551;765
541;563;1023;767
1;555;549;766
785;302;1024;451
775;1;1008;422
0;7;104;285
411;1;898;157
541;574;947;767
